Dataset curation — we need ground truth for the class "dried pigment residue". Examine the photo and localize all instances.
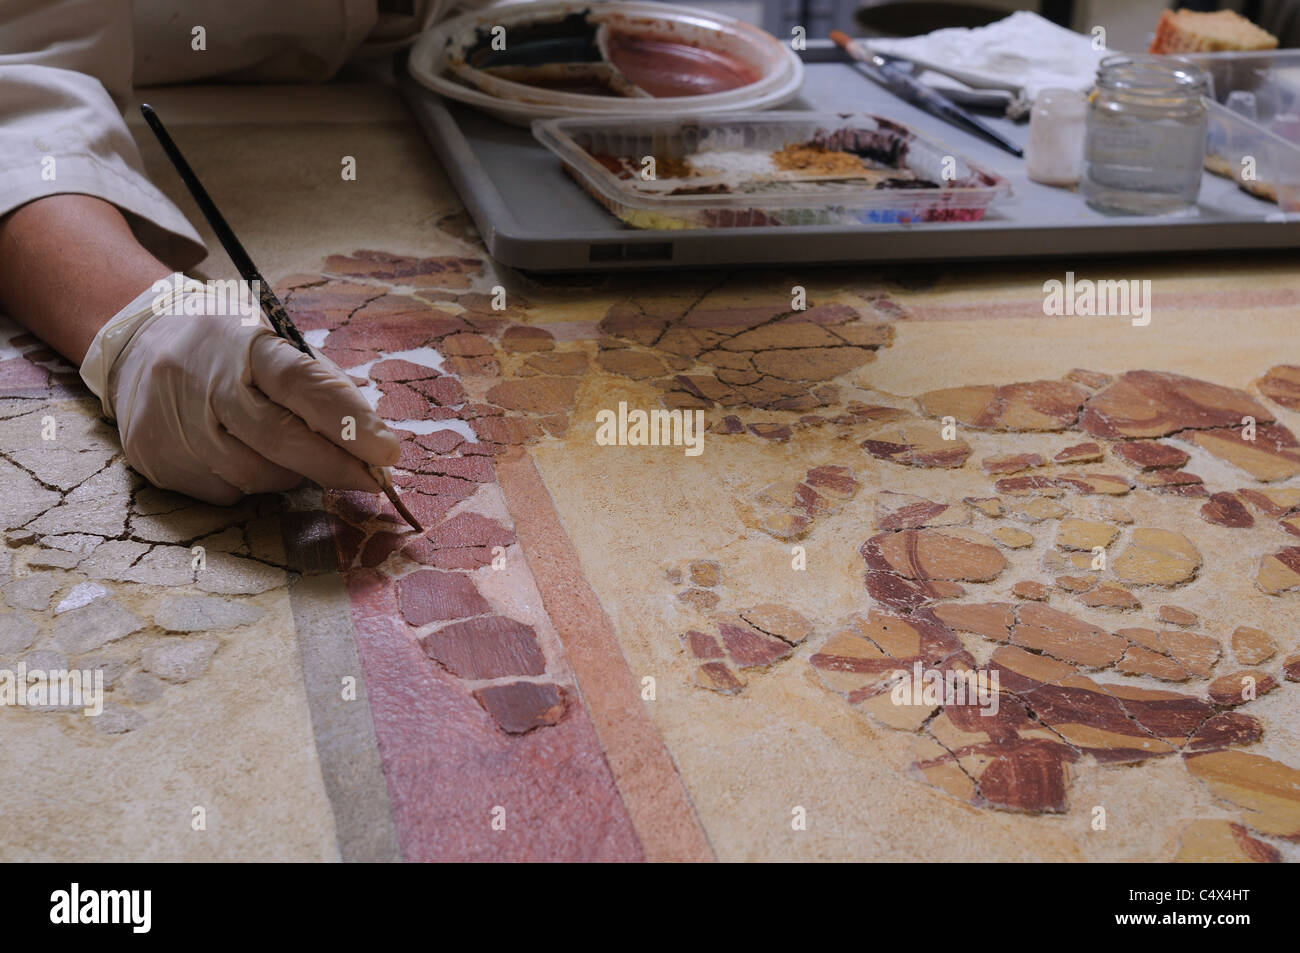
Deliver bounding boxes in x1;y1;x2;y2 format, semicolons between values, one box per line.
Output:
656;156;695;179
589;154;695;180
771;144;867;176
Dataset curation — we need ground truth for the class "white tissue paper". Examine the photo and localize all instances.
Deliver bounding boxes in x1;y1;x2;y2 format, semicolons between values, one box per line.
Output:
869;11;1107;116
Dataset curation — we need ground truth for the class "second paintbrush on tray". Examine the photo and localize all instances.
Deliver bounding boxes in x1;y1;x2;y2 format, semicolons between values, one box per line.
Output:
531;112;1012;228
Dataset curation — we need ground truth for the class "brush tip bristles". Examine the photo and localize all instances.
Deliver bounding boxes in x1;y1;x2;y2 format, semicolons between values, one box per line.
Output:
387;488;424;533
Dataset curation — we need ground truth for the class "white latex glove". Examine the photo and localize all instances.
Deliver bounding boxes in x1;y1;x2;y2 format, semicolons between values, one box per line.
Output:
80;274;399;505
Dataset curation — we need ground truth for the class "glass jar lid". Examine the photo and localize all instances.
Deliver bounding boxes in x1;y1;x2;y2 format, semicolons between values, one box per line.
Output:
1095;54;1209;98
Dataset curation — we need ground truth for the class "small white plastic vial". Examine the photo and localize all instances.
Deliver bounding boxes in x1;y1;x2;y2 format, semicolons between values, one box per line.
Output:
1027;88;1087;187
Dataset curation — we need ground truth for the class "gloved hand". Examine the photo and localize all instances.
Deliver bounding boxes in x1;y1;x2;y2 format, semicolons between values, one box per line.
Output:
80;274;400;505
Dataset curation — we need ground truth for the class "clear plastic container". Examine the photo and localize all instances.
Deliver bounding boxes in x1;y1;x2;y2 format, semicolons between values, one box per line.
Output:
531;112;1012;229
1176;49;1300;212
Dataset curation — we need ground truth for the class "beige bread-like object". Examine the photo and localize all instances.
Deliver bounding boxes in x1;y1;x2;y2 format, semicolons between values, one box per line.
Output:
1148;8;1278;54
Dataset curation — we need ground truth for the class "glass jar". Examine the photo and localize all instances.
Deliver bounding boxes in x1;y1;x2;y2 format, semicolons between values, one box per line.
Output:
1081;55;1210;215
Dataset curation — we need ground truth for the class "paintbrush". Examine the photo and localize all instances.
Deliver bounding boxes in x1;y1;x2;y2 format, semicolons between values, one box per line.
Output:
139;103;423;533
830;31;1023;158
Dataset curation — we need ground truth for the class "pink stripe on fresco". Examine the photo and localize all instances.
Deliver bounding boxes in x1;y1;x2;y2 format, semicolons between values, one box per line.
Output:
906;287;1298;321
343;568;643;862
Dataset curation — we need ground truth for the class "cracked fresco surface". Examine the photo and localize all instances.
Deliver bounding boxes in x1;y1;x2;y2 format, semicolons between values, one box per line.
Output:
0;244;656;861
0;327;341;861
2;88;1298;861
4;241;1299;861
502;255;1300;862
300;235;1300;860
0;348;291;731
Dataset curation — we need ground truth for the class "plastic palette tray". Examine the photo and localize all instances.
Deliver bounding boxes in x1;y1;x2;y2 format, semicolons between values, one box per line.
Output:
399;41;1300;272
532;112;1012;228
1184;49;1300;213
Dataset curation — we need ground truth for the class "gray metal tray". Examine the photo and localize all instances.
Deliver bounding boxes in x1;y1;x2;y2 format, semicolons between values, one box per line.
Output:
400;43;1300;272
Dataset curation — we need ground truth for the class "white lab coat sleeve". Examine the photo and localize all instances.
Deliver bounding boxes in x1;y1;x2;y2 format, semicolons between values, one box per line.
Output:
131;1;379;85
360;0;507;56
0;0;206;268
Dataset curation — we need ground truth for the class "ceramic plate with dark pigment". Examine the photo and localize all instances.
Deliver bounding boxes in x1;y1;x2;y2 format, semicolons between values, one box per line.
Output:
410;1;803;124
447;5;775;101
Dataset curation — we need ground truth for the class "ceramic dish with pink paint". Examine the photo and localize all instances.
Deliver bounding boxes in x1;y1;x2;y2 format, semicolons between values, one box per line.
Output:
408;1;803;126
